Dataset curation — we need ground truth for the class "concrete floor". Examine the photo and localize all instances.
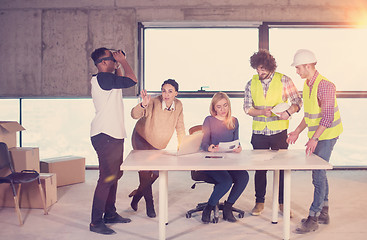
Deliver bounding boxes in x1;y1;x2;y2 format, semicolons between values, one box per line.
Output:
1;169;366;240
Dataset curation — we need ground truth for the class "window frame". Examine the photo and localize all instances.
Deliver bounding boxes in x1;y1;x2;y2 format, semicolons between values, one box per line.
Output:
138;21;262;97
139;21;367;98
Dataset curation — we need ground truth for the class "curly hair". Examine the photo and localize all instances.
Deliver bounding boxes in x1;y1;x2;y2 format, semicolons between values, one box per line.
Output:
250;49;277;72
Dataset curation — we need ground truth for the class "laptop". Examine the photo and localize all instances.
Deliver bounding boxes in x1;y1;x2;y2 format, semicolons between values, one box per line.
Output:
176;132;204;156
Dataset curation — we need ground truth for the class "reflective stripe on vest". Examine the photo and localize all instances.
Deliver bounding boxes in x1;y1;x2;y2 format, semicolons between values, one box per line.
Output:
251;72;289;131
303;74;343;140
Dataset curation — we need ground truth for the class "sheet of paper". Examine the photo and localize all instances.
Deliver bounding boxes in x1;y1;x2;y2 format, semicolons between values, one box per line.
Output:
217;140;240;152
271;102;290;117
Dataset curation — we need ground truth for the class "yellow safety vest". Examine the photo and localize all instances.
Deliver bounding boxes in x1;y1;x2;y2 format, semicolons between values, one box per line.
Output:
303;74;343;140
251;72;289;131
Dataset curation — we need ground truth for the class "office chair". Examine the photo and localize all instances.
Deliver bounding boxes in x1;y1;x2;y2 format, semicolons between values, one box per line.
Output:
0;142;48;225
185;125;245;223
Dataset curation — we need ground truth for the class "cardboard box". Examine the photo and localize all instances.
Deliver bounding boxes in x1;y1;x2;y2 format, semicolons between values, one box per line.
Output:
0;121;25;148
40;156;85;187
9;147;40;173
0;173;57;209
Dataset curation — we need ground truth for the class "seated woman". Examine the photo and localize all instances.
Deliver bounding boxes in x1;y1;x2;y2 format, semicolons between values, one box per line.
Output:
200;92;249;223
129;79;185;218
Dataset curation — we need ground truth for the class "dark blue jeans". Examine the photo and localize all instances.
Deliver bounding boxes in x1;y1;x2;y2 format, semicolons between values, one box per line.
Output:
91;133;124;224
204;170;249;206
251;130;289;204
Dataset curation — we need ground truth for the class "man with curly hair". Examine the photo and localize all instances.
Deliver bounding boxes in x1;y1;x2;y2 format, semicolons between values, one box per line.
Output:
243;49;302;216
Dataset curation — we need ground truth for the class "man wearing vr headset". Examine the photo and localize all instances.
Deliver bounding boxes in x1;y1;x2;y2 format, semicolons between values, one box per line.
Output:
89;47;137;235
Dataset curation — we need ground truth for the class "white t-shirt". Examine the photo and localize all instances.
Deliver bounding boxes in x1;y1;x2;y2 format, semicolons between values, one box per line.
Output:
90;75;127;139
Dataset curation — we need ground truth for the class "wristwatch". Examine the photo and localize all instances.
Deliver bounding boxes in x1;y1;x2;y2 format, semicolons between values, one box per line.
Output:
285;110;291;117
311;136;319;141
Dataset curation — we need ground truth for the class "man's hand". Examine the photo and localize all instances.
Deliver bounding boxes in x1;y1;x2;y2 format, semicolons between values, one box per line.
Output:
112;50;126;64
263;107;272;117
112;50;137;82
287;131;299;144
305;138;318;155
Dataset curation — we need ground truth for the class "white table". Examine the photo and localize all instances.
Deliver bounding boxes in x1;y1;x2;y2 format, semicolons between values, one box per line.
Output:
122;149;332;240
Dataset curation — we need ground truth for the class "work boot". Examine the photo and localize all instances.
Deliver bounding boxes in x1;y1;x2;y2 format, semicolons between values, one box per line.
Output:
223;201;237;222
202;204;214;224
251;202;264;216
296;216;319;234
318;206;330;224
279;204;294;218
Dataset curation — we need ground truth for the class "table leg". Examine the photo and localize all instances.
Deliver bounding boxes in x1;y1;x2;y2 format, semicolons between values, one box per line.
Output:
165;171;168;225
159;170;168;240
283;170;291;240
272;170;280;224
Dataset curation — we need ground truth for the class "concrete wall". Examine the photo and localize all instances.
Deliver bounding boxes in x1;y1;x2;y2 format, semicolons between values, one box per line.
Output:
1;0;366;97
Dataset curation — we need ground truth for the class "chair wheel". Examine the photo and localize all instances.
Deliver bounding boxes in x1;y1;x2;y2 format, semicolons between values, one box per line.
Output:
212;217;219;223
186;213;191;218
238;212;244;218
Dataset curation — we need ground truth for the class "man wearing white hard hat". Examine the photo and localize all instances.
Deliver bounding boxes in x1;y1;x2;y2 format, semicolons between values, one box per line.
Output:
287;49;343;233
244;49;303;217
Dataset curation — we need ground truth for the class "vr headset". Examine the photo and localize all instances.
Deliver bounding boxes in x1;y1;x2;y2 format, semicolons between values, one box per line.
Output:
94;49;126;65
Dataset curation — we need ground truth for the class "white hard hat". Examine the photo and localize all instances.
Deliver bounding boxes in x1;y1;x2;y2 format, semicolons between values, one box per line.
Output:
291;49;317;67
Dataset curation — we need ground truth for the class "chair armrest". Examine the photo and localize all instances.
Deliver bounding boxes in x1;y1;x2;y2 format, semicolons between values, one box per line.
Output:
20;170;38;174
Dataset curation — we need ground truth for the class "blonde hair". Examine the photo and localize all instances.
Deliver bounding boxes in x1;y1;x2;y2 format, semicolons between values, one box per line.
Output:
209;92;235;130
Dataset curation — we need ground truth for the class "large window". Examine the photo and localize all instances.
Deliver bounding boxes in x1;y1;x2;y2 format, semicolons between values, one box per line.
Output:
144;27;258;92
1;96;364;167
270;27;367;91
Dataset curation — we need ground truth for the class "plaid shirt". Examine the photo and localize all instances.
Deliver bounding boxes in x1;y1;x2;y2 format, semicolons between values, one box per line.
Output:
306;71;335;128
243;72;303;136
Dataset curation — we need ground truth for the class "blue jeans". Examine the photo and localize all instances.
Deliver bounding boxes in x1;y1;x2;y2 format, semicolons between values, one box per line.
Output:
309;138;337;217
204;170;249;206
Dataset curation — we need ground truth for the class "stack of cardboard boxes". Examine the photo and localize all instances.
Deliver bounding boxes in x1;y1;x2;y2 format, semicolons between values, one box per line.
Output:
0;121;85;210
